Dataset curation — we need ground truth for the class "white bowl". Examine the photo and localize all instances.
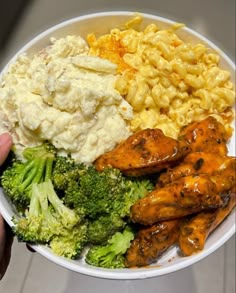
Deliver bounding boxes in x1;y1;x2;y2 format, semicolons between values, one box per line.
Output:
0;11;235;280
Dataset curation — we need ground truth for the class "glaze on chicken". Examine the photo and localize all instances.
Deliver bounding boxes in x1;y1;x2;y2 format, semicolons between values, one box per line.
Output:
157;152;236;187
178;116;230;156
125;220;180;267
95;128;190;176
130;174;232;225
179;186;235;256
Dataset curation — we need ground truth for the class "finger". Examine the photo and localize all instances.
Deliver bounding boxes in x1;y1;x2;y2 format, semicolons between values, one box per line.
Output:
0;235;13;280
0;133;13;166
0;218;13;280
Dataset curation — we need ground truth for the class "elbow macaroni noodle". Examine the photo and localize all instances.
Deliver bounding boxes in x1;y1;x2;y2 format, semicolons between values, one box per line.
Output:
87;18;235;138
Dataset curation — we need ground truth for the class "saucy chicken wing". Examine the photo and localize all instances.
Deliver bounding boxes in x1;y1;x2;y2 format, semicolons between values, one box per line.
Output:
130;174;232;225
179;186;236;256
95;128;190;176
125;219;180;267
157;152;236;187
178;116;230;156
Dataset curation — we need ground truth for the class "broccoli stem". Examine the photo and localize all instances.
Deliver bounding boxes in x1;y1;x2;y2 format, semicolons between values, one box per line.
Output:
29;184;41;216
45;158;54;182
22;143;56;187
19;159;41;191
36;183;59;231
40;180;79;228
32;158;48;184
1;143;57;214
19;155;52;192
17;160;36;185
43;180;63;210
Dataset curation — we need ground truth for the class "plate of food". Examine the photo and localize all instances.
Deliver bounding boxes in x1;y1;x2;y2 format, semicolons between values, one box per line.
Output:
0;11;235;280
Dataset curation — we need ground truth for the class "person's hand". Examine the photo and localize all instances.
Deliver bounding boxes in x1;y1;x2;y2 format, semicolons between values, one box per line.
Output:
0;215;13;280
0;133;13;280
0;133;12;166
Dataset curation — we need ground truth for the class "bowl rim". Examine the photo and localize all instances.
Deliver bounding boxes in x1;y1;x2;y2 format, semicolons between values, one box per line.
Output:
0;11;235;280
2;11;235;72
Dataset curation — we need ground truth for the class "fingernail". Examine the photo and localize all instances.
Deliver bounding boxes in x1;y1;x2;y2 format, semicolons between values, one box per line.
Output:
0;133;12;146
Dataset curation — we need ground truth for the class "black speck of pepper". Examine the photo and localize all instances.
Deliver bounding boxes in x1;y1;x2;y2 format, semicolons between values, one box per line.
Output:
193;158;204;170
133;138;146;151
180;191;185;198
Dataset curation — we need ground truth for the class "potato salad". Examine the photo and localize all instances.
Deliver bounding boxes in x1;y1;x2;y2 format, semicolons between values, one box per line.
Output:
0;35;133;163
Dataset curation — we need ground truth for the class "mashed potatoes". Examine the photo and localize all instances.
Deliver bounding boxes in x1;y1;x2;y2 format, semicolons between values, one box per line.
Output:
0;36;133;163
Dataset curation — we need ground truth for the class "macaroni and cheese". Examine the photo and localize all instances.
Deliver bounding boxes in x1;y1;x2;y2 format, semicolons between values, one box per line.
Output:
88;18;235;138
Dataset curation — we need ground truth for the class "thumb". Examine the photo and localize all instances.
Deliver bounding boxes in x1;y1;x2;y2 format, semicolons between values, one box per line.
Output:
0;133;12;166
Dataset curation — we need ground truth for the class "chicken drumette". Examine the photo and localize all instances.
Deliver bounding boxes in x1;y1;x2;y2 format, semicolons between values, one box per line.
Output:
126;117;235;266
125;219;180;267
179;186;235;256
130;174;232;225
95;128;190;176
157;152;236;187
178;116;230;156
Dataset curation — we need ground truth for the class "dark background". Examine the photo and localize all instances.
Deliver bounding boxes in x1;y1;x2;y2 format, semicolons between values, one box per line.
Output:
0;0;31;49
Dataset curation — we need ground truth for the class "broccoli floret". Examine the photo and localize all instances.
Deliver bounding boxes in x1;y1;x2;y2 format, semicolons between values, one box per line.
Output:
50;221;88;259
114;177;155;218
51;156;88;219
63;180;87;218
1;143;56;211
63;166;115;218
1;161;30;211
74;166;124;219
88;213;125;245
15;182;57;243
63;165;154;244
64;166;154;220
14;180;82;252
52;155;83;191
85;226;135;269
